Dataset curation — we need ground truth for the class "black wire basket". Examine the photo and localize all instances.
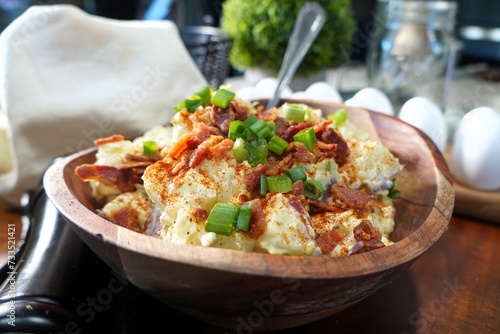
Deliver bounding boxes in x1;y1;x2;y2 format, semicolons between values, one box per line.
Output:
180;26;233;90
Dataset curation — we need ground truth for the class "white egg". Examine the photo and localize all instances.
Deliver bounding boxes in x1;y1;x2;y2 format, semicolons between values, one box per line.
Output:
398;97;448;153
254;77;293;99
236;86;258;101
344;87;394;116
451;106;500;191
305;81;343;103
290;91;309;99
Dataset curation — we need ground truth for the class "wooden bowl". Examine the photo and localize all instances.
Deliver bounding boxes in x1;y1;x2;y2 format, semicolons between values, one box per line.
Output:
43;100;454;331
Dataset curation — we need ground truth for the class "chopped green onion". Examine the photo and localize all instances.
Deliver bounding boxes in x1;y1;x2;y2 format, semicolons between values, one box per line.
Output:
260;174;267;197
236;206;252;231
303;180;325;199
228;120;247;141
142;140;158;156
266;175;292;193
283;103;309;123
175;98;202;113
211;88;235;108
243;114;257;128
267;135;288;155
232;138;248;162
328;108;348;127
205;203;240;236
249;119;269;138
193;85;212;106
388;179;401;199
285;167;307;183
245;138;268;167
293;127;317;151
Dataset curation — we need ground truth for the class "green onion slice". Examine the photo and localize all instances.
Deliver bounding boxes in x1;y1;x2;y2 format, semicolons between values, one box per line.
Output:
236;206;252;231
211;88;235;108
267;135;288;155
266;175;292;193
328;108;348;127
175;98;202;113
303;180;325;199
228;120;247;141
142;140;158;156
193;85;212;106
245;138;268;167
205;203;240;236
293;127;317;151
285;167;307;183
260;174;267;197
283;103;309;123
388;179;401;199
232;138;248;163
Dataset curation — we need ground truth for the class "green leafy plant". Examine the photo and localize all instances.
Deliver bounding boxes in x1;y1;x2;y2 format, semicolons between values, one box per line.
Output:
220;0;356;77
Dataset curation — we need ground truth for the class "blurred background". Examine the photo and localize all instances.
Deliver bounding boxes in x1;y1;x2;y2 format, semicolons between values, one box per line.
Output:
1;0;499;69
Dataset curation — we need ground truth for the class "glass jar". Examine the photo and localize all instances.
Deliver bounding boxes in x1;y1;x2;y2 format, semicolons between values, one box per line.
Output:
366;0;458;113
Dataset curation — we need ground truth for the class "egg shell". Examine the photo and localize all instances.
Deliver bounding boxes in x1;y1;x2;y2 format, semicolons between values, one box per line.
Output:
345;87;394;116
236;86;258;101
451;106;500;191
254;77;293;99
305;81;343;103
398;97;448;153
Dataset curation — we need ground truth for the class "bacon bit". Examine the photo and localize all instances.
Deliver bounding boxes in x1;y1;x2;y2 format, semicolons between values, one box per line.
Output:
316;228;346;254
189;135;227;168
353;220;385;252
277;154;294;172
247;199;266;239
111;206;147;233
319;128;349;164
189;145;210;168
354;220;382;241
193;123;213;142
168;133;200;159
193;208;209;222
171;160;186;174
292;143;315;163
230;100;249;121
75;164;137;193
313;120;333;133
212;139;234;160
258;107;278;122
274;117;289;137
308;199;344;214
292;180;305;197
118;161;155;170
94;134;124;145
316;141;337;151
211;105;235;133
282;123;307;141
330;184;385;218
244;164;268;192
125;153;160;163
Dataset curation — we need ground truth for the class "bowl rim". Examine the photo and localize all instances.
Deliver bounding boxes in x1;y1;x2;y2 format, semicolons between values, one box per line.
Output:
43;102;455;279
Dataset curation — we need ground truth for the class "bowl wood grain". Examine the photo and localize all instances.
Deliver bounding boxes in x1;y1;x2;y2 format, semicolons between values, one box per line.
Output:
43;100;454;331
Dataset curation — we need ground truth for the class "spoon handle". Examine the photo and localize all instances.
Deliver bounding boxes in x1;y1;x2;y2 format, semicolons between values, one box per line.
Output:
266;2;326;110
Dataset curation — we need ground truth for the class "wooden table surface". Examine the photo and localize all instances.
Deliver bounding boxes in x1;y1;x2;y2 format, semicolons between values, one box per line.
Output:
0;208;498;333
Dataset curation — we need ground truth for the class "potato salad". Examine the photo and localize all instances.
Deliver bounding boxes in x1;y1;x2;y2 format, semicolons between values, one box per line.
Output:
75;86;403;257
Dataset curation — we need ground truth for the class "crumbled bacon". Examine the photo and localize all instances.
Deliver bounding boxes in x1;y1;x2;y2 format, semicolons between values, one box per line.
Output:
247;199;266;239
211;106;235;133
319;127;349;164
75;164;138;193
328;184;386;218
316;228;346;254
353;220;386;252
94;134;124;145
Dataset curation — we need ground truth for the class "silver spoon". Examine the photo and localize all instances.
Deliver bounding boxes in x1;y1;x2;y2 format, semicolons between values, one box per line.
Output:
266;2;326;110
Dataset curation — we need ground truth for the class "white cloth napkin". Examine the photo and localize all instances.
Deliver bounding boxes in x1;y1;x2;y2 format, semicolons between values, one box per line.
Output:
0;4;208;206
